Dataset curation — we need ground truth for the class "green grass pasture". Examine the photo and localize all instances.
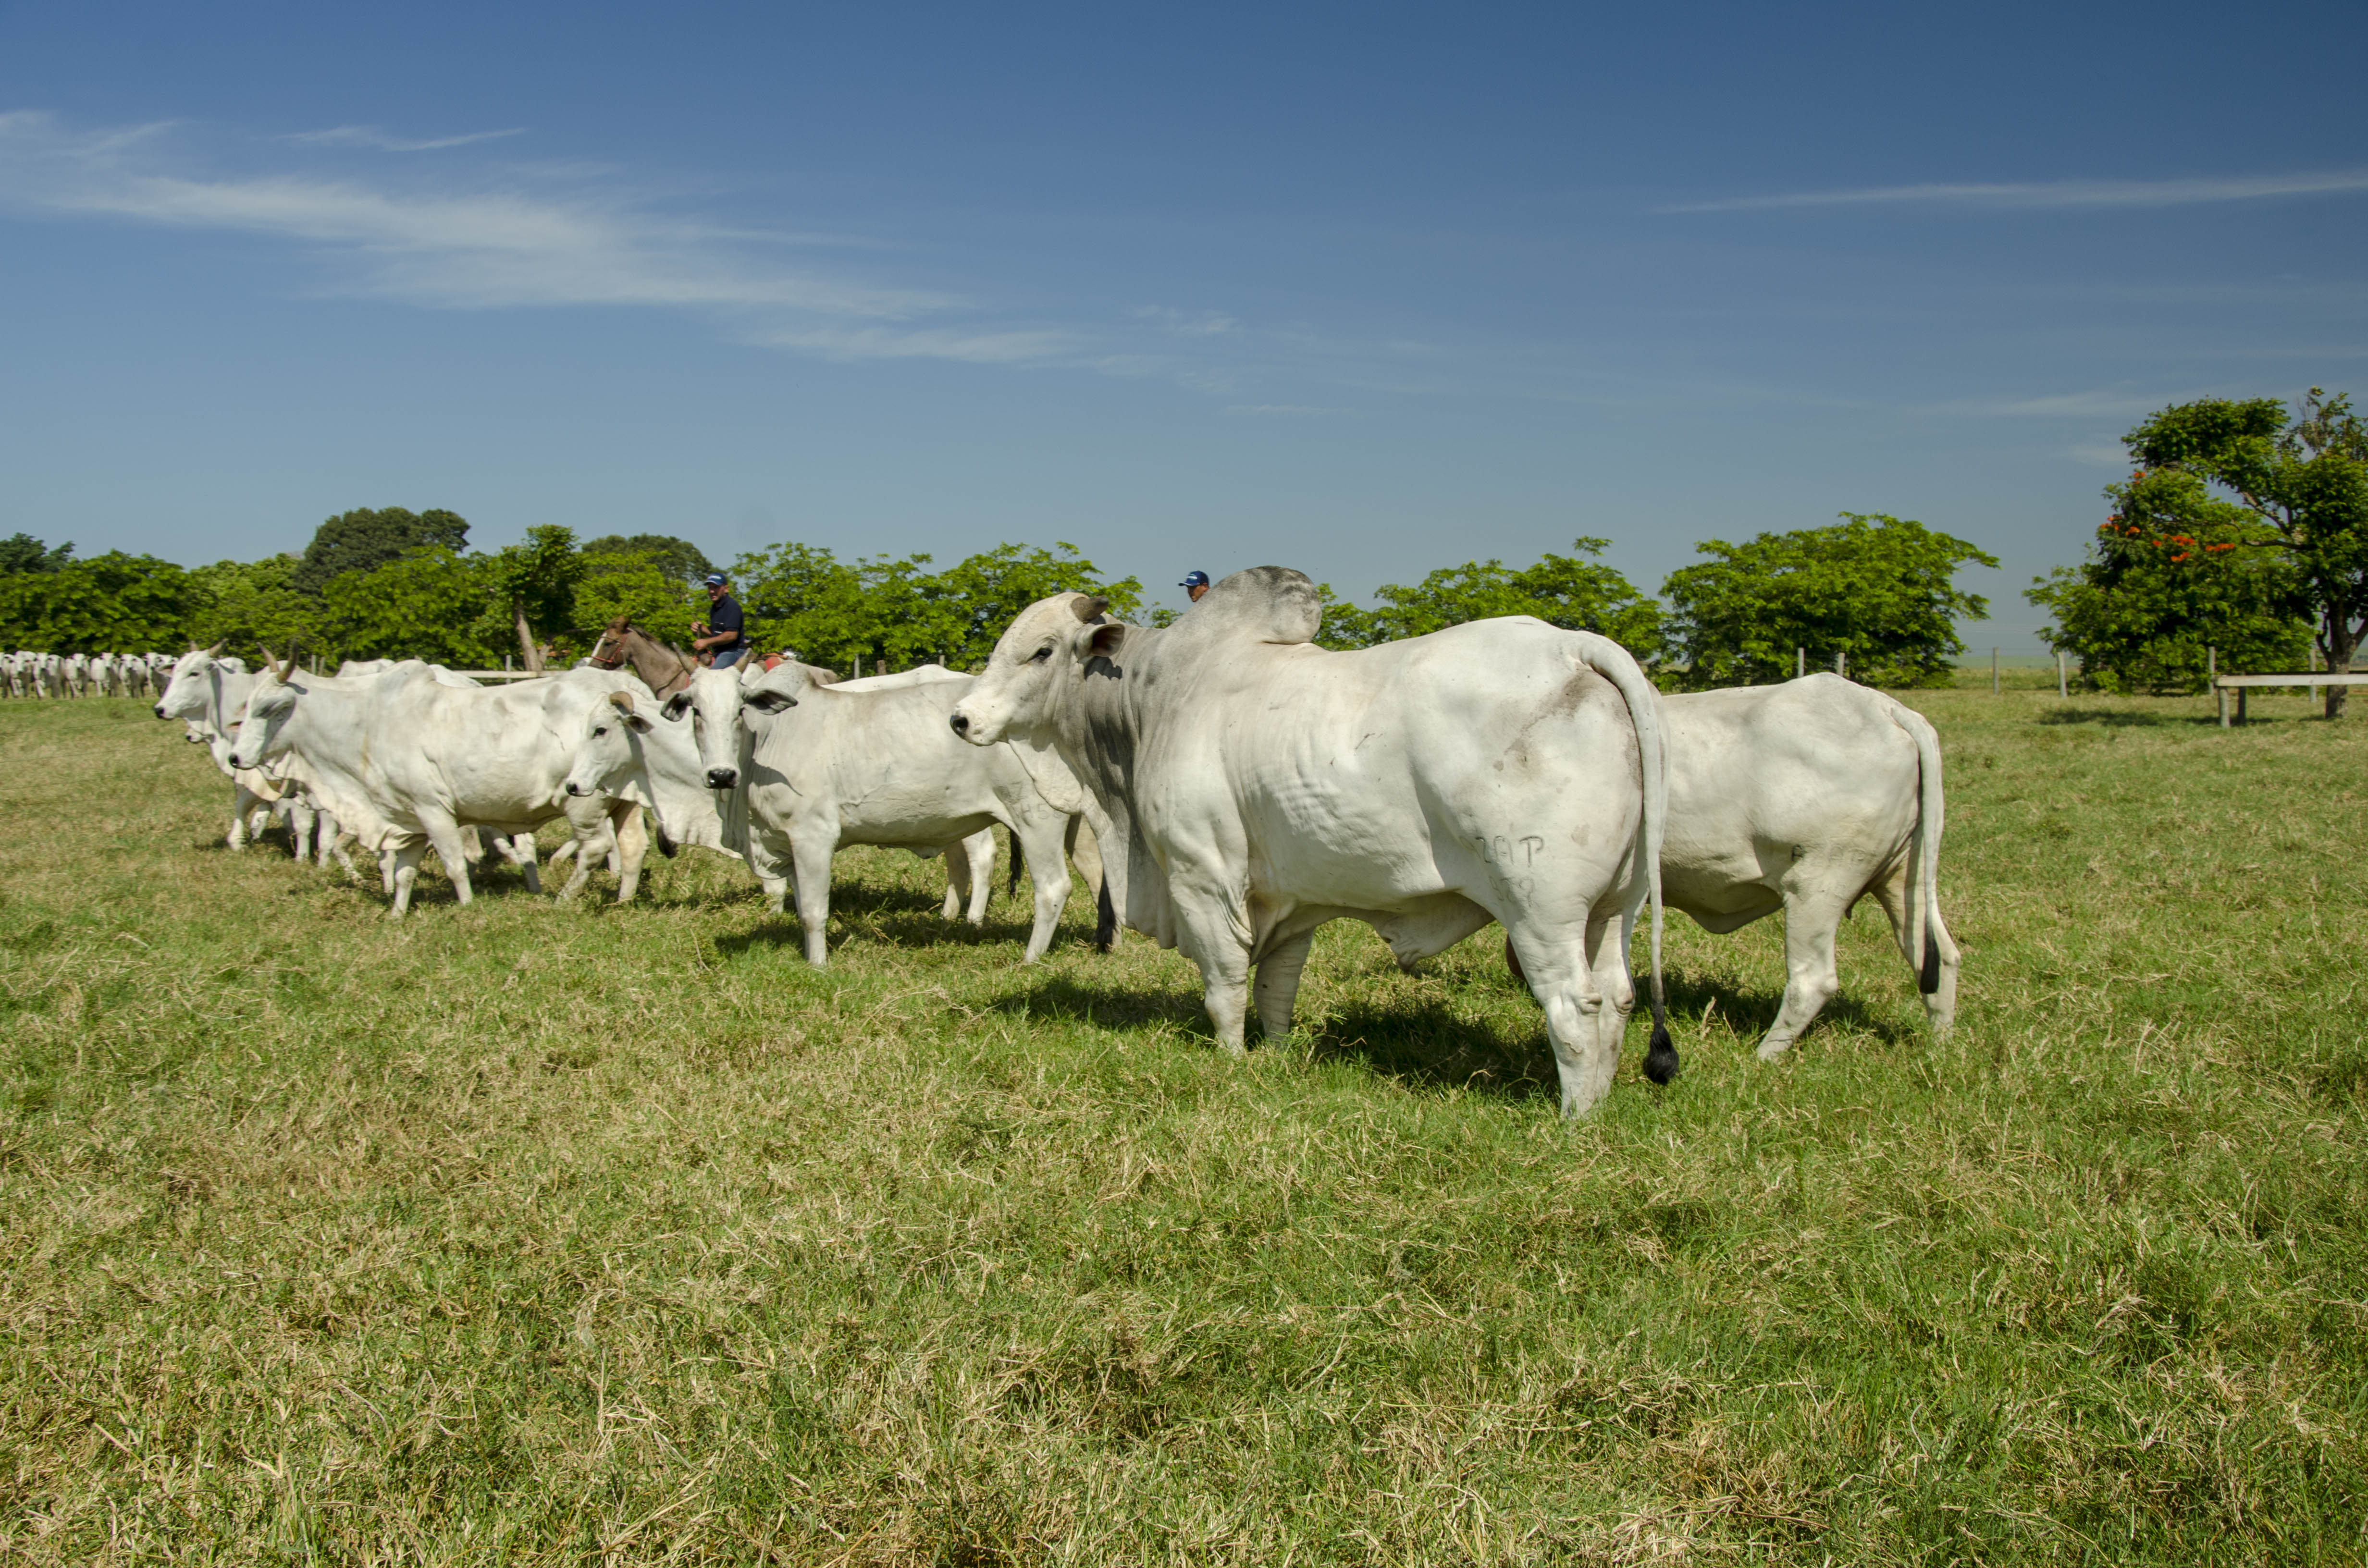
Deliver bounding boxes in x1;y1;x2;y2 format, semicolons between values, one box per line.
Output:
1;680;2362;1564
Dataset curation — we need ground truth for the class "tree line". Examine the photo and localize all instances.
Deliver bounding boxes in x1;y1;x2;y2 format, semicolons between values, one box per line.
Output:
5;386;2356;702
0;507;1999;690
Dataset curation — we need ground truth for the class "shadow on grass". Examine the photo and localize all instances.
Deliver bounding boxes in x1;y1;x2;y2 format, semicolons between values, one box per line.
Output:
2037;708;2175;728
983;972;1205;1032
1307;999;1556;1102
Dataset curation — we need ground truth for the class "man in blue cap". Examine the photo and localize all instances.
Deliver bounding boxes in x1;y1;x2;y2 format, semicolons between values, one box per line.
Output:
1181;569;1211;603
692;573;747;669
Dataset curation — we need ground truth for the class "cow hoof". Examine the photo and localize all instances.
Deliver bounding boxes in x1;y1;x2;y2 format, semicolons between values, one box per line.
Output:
1754;1036;1794;1063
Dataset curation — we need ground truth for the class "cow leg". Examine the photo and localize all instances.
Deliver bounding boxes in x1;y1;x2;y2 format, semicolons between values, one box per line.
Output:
227;784;255;850
1169;882;1254;1055
388;843;426;917
963;831;997;925
1253;930;1316;1041
760;875;790;913
1757;884;1854;1061
1013;818;1072;962
512;835;544;895
1510;923;1613;1116
791;834;839;967
611;803;648;904
1869;860;1961;1039
421;818;477;907
286;798;317;864
941;842;971;921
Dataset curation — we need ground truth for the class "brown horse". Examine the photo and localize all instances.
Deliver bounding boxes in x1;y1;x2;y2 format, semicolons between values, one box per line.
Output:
586;618;703;699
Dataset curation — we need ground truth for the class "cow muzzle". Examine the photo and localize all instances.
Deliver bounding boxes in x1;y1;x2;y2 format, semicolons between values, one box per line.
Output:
706;767;738;790
152;704;168;720
948;712;969;738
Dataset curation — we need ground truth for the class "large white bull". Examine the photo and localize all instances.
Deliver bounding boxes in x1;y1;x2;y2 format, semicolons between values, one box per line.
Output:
948;567;1673;1117
227;659;651;915
1658;675;1958;1055
155;646;335;858
662;661;1096;965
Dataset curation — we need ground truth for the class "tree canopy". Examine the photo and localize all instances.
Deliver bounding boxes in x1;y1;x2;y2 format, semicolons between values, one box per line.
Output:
1660;514;1995;689
2026;463;2308;693
0;533;75;574
731;541;1142;673
2114;389;2368;715
1312;538;1665;657
581;534;715;590
292;507;470;596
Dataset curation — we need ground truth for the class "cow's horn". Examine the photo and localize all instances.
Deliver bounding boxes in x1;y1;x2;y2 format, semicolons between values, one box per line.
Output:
1070;593;1110;622
203;640;226;659
259;645;283;678
608;690;637;713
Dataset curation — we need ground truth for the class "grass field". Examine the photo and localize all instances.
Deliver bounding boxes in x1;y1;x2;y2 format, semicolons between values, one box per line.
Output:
1;676;2363;1565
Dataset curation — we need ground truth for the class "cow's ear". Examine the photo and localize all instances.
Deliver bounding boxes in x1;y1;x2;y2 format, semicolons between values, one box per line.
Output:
623;712;654;733
1082;622;1125;662
660;693;692;721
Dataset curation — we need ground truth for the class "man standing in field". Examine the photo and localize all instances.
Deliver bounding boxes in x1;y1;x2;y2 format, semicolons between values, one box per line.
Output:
1181;569;1211;602
693;573;748;669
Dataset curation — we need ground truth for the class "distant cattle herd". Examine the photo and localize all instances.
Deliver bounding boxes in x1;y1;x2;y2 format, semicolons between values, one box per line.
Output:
10;565;1961;1116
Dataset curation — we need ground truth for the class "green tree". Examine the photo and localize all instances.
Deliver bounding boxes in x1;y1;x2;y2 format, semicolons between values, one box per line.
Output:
1311;538;1665;658
728;540;1140;674
0;552;193;653
0;533;74;574
581;534;715;591
292;507;470;596
923;543;1143;670
485;526;587;671
186;555;321;660
318;547;499;667
1661;513;1995;690
573;548;703;648
2026;466;2308;693
2120;390;2368;717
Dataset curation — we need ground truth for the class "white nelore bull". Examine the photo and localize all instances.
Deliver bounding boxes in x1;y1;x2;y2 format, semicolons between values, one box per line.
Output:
1657;675;1958;1056
662;660;1098;966
949;567;1674;1117
228;659;652;915
155;646;339;860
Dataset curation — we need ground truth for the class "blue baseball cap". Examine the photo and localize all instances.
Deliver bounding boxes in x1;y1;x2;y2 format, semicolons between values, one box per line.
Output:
703;573;728;587
1180;570;1210;588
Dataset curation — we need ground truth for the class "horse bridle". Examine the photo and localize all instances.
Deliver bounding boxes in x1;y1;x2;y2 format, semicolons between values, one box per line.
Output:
589;624;697;699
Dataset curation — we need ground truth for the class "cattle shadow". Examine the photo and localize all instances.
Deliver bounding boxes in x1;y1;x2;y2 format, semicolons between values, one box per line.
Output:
2035;707;2204;728
1302;998;1558;1102
984;973;1207;1032
1653;966;1919;1050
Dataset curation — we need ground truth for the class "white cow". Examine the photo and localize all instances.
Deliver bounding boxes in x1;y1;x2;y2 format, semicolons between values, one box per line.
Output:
948;568;1675;1117
1656;675;1958;1056
155;647;334;858
227;659;653;915
662;661;1096;965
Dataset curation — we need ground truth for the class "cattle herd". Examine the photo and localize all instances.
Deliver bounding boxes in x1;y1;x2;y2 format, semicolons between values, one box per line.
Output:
44;565;1966;1117
3;649;180;700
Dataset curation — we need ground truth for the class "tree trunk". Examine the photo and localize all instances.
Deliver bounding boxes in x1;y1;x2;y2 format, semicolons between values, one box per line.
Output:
2325;618;2358;719
514;597;545;675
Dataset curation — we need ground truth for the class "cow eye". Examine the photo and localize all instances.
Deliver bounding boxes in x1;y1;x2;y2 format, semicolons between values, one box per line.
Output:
1031;644;1053;662
592;726;606;737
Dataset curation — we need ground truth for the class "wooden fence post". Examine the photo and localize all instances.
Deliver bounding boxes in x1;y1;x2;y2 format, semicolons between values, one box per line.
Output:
1796;647;1804;678
2057;650;2067;698
1991;647;1999;695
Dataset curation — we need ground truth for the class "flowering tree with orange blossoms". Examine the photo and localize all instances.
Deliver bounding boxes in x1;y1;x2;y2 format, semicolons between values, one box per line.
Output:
2028;462;2308;694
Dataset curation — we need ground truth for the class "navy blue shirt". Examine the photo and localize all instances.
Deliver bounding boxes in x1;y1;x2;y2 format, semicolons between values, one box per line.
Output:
707;593;745;650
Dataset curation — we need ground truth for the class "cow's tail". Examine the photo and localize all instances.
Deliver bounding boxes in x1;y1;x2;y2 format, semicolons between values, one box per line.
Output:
1581;636;1676;1085
1890;702;1947;994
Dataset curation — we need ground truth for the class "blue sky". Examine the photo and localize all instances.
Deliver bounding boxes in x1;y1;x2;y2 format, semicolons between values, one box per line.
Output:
2;1;2364;639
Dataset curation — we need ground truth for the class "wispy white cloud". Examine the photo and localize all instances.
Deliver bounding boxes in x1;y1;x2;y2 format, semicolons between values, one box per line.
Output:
289;125;526;153
1133;305;1239;336
752;324;1082;365
1932;387;2190;418
1663;168;2368;215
